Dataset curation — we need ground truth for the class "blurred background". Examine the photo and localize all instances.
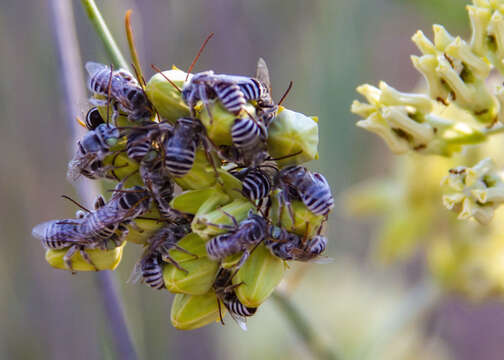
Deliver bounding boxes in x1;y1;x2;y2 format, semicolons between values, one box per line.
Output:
2;0;502;359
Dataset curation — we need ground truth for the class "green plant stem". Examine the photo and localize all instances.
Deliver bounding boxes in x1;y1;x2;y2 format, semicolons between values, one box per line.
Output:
272;291;340;360
52;1;138;359
80;0;129;70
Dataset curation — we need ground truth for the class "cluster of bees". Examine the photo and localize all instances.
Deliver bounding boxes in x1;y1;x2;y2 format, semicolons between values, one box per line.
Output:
32;42;334;330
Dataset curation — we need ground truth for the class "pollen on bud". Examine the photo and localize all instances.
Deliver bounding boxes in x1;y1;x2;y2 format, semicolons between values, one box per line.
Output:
442;158;504;224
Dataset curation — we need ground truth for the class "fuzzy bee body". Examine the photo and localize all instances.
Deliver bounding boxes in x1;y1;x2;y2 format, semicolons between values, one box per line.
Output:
141;256;165;289
213;268;257;330
163;118;204;177
126;122;172;162
67;123;120;181
85;62;151;121
231;116;267;150
205;211;267;264
232;168;272;202
265;230;328;262
182;71;268;116
32;220;83;250
278;166;334;217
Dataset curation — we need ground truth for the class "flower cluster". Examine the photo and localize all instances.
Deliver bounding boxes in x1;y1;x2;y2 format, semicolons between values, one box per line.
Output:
32;55;333;330
348;0;504;298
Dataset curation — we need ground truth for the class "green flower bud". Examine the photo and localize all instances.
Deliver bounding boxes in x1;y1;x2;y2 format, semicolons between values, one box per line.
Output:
95;97;143;127
442;158;504;224
170;292;222;330
124;207;164;245
164;257;219;295
233;244;286;308
102;152;141;185
45;243;126;271
270;191;325;238
173;150;221;190
199;101;257;146
192;199;255;240
169;233;208;262
145;68;191;123
267;107;319;166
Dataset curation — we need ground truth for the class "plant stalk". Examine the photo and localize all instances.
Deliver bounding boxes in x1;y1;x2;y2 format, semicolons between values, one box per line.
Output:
272;291;340;360
80;0;129;70
51;0;137;359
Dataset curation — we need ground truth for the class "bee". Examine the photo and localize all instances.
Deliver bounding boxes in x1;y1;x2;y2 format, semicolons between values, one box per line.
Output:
85;107;105;130
67;123;121;181
124;122;172;163
85;62;151;122
205;210;267;268
79;184;152;238
230;115;269;168
181;71;269;118
231;167;273;203
130;223;195;289
254;58;278;126
213;268;257;330
276;165;334;219
265;231;328;262
163;117;215;177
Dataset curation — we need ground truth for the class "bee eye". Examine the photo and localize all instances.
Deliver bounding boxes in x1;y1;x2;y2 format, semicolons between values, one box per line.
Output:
125;192;139;204
106;137;118;146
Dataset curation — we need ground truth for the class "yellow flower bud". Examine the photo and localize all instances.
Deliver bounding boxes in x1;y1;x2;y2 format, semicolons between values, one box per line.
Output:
233;244;286;308
173;150;220;190
45;243;126;271
164;257;219;295
170;292;222;330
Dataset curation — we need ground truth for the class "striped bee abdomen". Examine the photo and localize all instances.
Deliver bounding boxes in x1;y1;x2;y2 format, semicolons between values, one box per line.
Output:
304;235;327;257
127;131;153;161
231;118;263;149
215;82;246;115
32;220;82;249
206;233;243;260
301;173;334;216
223;294;257;317
164;143;197;177
141;257;165;289
237;78;263;101
241;169;271;201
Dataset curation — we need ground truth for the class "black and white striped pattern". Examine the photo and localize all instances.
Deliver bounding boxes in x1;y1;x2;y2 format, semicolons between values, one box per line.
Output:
237;77;264;101
126;131;153;162
304;235;327;258
141;257;165;289
231;117;264;149
85;107;104;130
241;169;272;201
214;82;246;115
223;293;257;317
32;220;82;249
264;233;300;261
164;144;196;176
206;233;242;261
163;118;202;177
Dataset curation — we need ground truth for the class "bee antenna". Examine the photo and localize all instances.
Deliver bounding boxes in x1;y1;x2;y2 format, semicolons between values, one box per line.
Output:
151;64;181;93
61;195;90;213
268;150;302;162
106;64;114;127
277;81;293;106
186;32;215;81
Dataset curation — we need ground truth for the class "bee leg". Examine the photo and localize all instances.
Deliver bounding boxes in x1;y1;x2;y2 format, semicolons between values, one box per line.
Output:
234;250;250;269
163;256;189;275
89;98;108;107
172;244;199;259
63;245;78;274
199;85;214;125
94;195;107;210
281;189;295;225
217;298;225;325
129;221;145;233
201;220;235;231
202;138;223;184
79;248;99;271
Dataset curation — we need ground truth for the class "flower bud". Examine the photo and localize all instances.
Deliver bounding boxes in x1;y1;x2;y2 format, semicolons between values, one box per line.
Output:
45;243;126;271
267;107;319;166
270;192;325;238
164;257;219;295
192;199;255;240
173;150;221;190
411;26;497;124
102;152;141;185
442;158;504;224
233;244;286;308
124;207;164;245
145;68;191;123
170;292;222;330
199;101;257;146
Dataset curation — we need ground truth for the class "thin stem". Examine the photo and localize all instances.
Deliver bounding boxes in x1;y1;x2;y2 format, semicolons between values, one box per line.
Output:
51;0;138;359
484;125;504;136
125;10;146;88
80;0;129;70
272;291;340;360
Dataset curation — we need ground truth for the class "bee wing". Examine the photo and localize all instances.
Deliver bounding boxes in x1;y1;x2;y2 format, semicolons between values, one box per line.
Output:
228;311;248;331
67;152;97;181
85;61;106;77
256;57;272;94
311;256;334;265
127;260;144;284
